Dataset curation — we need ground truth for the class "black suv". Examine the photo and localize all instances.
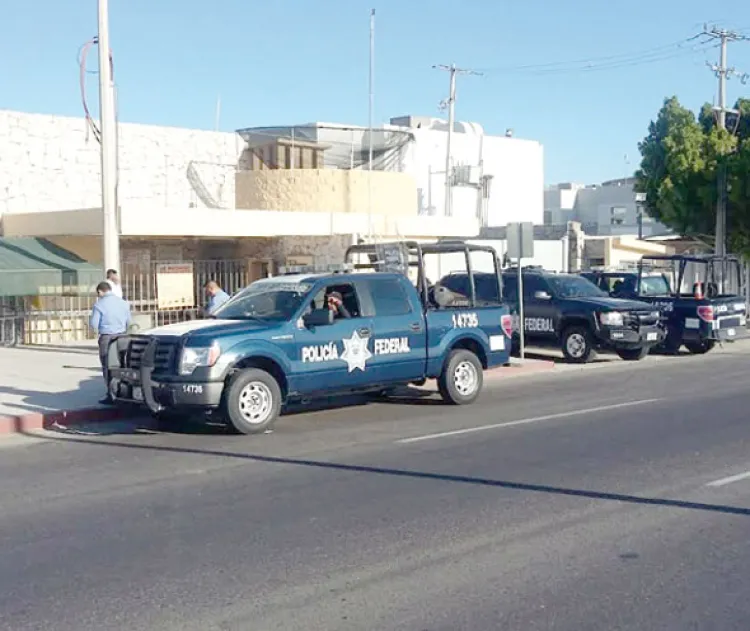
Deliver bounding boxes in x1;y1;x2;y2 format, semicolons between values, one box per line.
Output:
439;268;664;363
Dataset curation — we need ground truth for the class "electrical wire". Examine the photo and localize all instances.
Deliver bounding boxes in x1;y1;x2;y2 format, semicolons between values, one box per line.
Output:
478;34;717;76
79;36;114;144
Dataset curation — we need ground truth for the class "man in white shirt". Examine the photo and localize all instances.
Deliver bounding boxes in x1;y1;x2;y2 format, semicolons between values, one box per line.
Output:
106;269;123;298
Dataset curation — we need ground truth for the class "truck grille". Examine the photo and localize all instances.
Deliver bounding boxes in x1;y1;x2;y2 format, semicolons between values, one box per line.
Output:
718;316;742;329
624;310;659;328
126;338;178;374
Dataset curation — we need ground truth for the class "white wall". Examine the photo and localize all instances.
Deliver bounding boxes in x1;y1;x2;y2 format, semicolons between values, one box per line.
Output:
0;110;244;216
404;127;544;227
421;238;567;283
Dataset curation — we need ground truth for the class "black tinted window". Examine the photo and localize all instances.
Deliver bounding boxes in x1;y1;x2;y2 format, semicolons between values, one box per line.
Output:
502;275;518;302
368;278;411;316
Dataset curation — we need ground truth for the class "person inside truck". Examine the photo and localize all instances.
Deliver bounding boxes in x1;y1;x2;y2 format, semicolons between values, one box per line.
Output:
325;290;351;319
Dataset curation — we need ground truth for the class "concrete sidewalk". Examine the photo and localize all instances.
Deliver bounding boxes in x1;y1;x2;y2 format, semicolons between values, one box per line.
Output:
0;343;554;435
0;345;135;434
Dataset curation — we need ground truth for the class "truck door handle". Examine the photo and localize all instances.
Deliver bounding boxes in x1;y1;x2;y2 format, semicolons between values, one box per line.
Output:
410;322;422;332
358;327;371;337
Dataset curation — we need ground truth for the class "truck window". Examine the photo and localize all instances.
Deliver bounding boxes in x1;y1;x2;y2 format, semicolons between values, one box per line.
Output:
310;283;362;318
502;275;519;302
522;275;551;299
639;275;671;296
367;278;412;316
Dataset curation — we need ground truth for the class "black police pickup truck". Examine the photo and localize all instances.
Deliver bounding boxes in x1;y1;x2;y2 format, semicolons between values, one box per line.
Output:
581;254;748;354
439;267;664;363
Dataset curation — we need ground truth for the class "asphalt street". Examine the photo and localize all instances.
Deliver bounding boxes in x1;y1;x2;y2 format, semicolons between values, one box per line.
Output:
1;345;750;630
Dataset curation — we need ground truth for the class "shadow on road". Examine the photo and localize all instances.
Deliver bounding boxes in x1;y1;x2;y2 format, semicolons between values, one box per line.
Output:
28;429;750;518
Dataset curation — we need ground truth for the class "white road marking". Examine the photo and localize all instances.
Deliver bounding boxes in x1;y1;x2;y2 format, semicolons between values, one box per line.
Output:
705;471;750;488
396;399;663;444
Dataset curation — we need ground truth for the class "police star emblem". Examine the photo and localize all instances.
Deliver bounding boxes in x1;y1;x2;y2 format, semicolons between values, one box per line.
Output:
340;330;372;372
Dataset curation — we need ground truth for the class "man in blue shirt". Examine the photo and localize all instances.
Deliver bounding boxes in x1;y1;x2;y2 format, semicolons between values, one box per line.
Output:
204;280;230;316
90;281;131;404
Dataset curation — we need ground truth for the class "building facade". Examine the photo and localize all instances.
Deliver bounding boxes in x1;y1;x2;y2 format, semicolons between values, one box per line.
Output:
544;177;668;238
237;116;544;227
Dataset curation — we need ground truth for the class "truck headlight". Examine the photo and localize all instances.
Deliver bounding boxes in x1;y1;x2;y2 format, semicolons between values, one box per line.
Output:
599;311;624;327
179;342;221;375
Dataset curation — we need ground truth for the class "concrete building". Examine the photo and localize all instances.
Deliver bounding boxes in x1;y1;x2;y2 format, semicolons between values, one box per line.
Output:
544;177;669;238
0;108;544;342
238;115;544;227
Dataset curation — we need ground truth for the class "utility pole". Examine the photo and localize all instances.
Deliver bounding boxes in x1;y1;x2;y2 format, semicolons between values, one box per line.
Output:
433;64;482;217
98;0;120;273
367;8;375;242
703;25;748;257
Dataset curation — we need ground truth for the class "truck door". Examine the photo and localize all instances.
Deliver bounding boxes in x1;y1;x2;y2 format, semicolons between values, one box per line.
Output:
521;274;558;340
361;276;426;384
294;281;375;395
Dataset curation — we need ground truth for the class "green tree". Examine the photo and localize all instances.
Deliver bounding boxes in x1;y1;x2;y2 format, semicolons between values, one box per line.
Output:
635;96;750;255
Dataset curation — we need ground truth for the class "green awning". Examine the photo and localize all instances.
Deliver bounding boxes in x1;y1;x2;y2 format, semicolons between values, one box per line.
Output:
0;237;102;297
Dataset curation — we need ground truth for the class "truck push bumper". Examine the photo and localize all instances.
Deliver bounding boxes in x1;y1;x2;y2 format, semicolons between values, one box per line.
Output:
710;322;748;342
107;338;223;412
602;324;664;347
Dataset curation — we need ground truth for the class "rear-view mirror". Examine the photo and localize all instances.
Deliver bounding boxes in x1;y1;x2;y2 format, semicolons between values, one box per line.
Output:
534;290;552;300
303;308;334;327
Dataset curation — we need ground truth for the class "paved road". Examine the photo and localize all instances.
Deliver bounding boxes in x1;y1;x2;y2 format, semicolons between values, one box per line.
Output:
1;345;750;630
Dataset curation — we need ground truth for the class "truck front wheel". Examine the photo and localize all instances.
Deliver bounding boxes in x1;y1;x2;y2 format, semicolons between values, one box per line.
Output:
438;349;483;405
561;325;595;363
224;368;282;435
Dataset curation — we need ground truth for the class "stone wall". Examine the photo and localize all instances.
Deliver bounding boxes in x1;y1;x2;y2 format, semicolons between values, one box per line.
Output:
0;109;244;215
235;169;417;216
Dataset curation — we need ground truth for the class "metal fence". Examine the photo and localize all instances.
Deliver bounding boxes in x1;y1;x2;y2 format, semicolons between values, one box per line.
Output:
4;259;256;345
0;303;23;346
120;259;257;328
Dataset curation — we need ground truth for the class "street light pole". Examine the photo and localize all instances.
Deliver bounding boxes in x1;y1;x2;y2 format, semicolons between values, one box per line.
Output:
98;0;120;273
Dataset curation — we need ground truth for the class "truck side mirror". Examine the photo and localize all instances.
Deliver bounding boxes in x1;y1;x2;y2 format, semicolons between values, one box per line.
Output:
534;290;552;300
303;308;334;328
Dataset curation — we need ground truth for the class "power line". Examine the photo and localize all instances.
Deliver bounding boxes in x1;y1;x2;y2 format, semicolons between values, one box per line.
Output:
478;34;716;76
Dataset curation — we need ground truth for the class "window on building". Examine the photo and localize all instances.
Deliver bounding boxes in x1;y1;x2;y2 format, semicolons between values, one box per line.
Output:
610;206;627;225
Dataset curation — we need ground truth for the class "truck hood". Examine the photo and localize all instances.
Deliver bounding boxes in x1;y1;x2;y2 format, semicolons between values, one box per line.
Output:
566;296;656;312
142;318;275;338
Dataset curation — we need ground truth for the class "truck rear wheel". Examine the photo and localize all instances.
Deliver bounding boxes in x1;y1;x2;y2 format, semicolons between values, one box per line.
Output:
615;346;649;361
224;368;282;435
685;340;716;355
438;349;483;405
561;325;594;364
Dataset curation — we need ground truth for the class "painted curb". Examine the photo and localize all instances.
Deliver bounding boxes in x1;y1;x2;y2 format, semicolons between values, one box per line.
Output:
0;405;143;436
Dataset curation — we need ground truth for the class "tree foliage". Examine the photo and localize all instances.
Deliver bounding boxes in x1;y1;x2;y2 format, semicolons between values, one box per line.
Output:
635;96;750;254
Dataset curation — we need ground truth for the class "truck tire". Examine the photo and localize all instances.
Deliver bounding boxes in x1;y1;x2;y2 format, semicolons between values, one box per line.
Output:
561;325;595;364
224;368;282;435
685;340;716;355
438;349;483;405
615;346;649;361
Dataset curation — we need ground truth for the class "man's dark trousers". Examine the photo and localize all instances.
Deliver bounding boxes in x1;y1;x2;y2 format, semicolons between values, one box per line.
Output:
98;334;115;390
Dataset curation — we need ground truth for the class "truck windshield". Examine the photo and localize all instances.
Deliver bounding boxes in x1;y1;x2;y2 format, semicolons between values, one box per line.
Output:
214;281;313;321
547;275;607;299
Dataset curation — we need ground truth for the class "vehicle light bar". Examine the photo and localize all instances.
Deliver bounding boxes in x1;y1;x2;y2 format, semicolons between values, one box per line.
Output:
278;263;353;275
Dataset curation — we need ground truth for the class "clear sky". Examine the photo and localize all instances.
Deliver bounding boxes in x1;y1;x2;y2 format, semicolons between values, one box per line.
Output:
2;0;749;185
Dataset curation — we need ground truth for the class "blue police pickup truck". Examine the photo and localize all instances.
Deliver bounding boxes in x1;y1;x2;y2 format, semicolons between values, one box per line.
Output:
107;243;513;435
